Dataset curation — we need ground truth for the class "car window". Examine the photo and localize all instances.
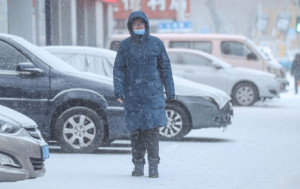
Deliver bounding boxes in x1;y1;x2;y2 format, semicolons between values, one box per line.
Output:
169;41;212;53
10;36;79;73
181;52;212;66
0;40;30;71
221;41;252;57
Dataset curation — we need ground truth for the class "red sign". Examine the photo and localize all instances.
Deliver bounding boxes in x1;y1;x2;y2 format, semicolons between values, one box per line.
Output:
114;0;190;19
103;0;117;3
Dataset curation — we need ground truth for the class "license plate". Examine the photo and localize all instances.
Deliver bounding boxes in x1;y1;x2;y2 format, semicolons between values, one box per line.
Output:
42;145;50;160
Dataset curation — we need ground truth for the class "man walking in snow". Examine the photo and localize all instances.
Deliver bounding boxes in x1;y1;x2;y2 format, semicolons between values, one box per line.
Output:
113;10;175;178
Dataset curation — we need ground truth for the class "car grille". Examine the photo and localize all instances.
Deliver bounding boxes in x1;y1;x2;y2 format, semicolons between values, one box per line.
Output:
30;157;45;171
25;127;41;140
220;102;233;125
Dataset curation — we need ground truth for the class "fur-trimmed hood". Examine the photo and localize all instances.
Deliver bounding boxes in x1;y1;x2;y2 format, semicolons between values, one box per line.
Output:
127;11;149;38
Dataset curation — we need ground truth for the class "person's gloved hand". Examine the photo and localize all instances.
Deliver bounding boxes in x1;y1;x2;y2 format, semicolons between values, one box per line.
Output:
117;97;123;104
168;98;175;103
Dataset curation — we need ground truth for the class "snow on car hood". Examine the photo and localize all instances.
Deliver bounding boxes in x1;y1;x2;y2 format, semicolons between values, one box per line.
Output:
0;105;37;127
67;72;230;108
67;72;230;109
173;76;231;109
67;71;114;86
231;67;276;78
266;59;282;68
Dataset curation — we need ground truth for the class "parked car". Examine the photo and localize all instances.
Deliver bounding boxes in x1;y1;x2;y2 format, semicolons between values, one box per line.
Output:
43;46;233;140
0;33;126;153
166;49;281;106
257;46;282;67
109;33;288;91
0;105;49;182
257;46;289;77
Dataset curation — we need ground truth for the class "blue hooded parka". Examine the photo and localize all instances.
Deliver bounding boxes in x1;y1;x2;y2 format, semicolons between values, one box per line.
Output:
113;11;175;131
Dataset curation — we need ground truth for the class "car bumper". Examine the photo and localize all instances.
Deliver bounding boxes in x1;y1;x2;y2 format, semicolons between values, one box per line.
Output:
177;96;233;129
277;77;289;92
0;129;48;182
258;78;281;99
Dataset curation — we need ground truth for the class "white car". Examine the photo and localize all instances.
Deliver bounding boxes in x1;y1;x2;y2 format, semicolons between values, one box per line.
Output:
43;46;233;140
258;46;288;87
166;48;281;106
0;105;49;182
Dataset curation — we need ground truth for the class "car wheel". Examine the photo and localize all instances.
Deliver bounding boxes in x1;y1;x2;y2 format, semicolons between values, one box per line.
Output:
232;82;258;106
159;103;191;140
55;106;105;153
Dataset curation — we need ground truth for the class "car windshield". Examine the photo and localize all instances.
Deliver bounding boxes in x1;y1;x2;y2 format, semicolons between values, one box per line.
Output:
201;51;232;69
11;36;80;73
45;47;117;77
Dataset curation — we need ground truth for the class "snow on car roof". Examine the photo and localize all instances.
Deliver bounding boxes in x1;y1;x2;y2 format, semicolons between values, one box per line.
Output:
0;34;80;73
43;46;117;58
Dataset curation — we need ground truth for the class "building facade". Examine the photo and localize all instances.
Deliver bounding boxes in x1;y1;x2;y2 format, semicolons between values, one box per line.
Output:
0;0;299;57
0;0;115;47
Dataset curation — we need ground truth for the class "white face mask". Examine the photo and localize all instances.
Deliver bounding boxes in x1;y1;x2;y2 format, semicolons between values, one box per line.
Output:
133;29;145;35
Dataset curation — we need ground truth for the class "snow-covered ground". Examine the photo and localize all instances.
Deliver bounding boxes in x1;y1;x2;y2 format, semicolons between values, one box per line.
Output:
1;75;300;189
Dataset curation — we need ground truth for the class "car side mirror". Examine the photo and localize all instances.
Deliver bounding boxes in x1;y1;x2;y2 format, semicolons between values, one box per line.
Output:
214;65;223;70
212;63;223;70
247;53;258;60
17;62;44;76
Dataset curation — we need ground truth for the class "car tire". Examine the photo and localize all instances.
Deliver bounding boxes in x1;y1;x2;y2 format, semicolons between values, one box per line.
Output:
232;82;258;106
55;106;105;153
159;103;191;140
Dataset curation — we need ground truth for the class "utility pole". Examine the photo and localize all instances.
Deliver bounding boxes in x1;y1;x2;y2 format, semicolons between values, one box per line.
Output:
45;0;51;45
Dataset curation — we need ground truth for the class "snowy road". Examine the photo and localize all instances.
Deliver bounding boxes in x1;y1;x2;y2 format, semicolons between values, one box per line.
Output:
1;86;300;189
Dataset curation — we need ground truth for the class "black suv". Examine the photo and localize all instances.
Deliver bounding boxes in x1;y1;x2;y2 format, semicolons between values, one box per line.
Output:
0;34;127;153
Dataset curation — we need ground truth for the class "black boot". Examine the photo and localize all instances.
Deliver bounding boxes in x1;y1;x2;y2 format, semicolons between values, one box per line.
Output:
148;158;159;178
132;158;145;176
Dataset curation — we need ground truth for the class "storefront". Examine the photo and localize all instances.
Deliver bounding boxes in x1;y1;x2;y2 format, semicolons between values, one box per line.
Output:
2;0;115;47
45;0;115;47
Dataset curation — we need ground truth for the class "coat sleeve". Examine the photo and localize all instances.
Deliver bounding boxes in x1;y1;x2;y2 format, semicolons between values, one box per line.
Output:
113;42;126;99
157;40;175;99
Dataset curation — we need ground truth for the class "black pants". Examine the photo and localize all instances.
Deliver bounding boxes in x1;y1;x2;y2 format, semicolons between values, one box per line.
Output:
130;127;160;161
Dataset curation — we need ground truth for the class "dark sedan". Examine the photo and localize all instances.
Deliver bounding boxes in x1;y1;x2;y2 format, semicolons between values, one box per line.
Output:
0;33;127;153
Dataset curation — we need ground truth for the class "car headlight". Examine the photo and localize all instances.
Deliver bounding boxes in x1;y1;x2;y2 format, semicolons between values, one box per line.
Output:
202;96;219;108
0;120;21;134
266;67;282;78
0;152;21;168
202;96;214;102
